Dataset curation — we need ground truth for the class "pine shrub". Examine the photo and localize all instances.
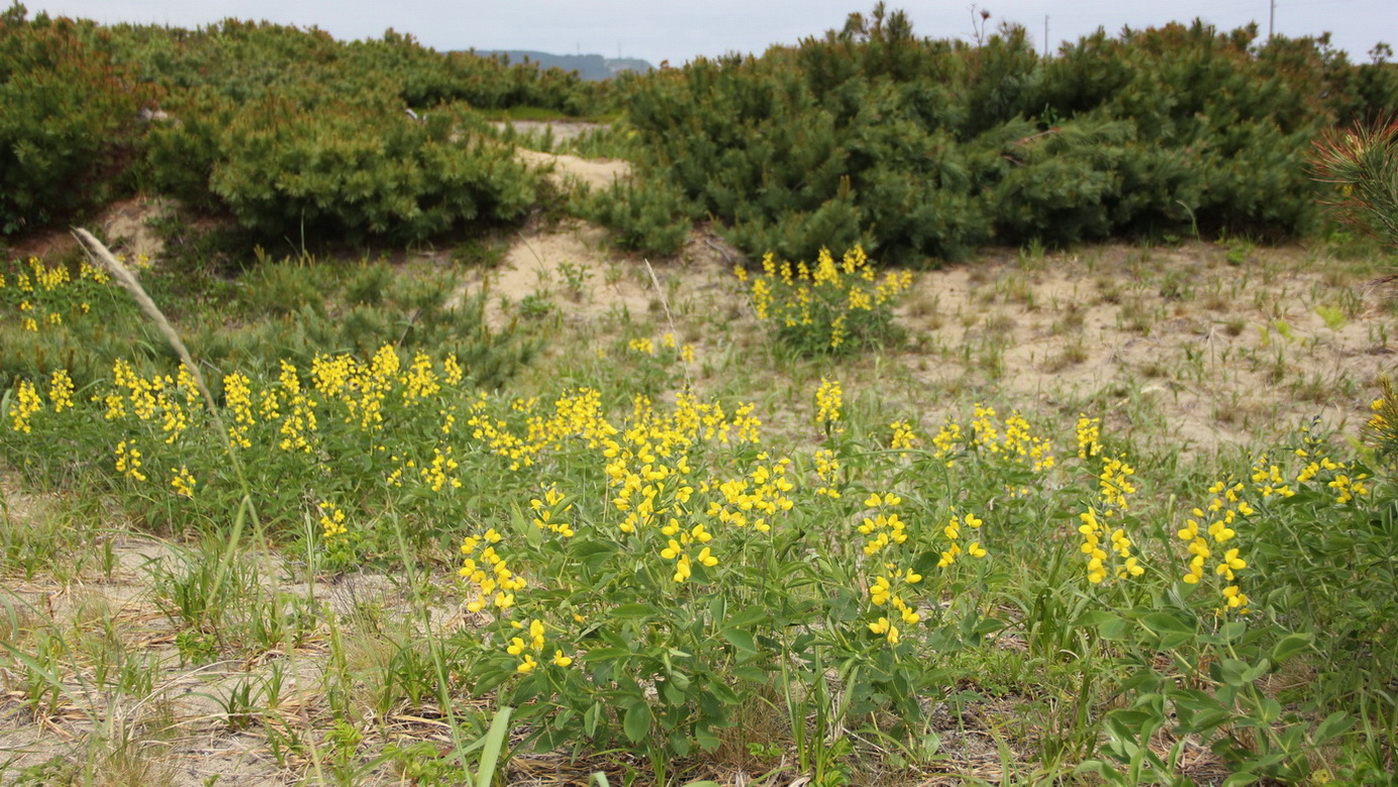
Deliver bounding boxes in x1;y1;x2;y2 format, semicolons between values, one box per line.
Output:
0;5;151;234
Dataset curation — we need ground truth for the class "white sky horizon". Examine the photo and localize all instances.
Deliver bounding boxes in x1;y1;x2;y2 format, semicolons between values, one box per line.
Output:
21;1;1398;67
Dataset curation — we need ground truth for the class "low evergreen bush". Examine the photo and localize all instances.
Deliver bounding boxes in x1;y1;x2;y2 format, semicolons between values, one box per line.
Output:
0;5;151;234
206;101;539;244
610;6;1398;263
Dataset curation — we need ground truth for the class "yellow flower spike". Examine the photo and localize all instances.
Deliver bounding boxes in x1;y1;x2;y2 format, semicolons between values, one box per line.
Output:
170;466;196;498
48;370;74;413
10;380;42;433
114;441;147;481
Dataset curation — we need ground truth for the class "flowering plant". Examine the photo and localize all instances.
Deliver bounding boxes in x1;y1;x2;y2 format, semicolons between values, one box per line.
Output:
736;246;912;356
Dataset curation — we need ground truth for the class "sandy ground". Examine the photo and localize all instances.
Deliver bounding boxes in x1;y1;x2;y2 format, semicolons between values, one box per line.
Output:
514;148;630;193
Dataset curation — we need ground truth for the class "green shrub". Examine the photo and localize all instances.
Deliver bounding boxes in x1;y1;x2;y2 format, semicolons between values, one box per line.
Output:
610;8;1394;262
141;89;237;209
97;19;603;116
575;177;694;256
0;4;151;234
1311;116;1398;249
206;101;538;244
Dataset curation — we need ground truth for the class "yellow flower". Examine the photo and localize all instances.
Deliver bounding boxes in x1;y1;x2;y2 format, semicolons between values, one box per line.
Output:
1222;585;1249;610
10;380;42;433
319;502;347;540
170;466;196;498
660;539;682;560
889;420;917;451
868;616;900;645
114;441;147;481
552;650;573;667
814;378;843;432
870;576;892;606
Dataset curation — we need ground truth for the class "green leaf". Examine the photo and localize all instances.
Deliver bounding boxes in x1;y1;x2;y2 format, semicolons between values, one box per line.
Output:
623;702;651;744
720;628;757;655
1217;658;1255;687
1269;632;1313;664
694;724;722;753
732;665;769;683
1240;659;1271;684
583;701;602;738
667;728;692;757
1181;709;1232;734
582;646;629;663
706;678;740;705
611;603;655;620
1314;712;1355;744
1075;609;1123;629
661;680;685;706
973;617;1007;636
573;539;617;574
509;502;538;548
1140;611;1193;636
1255;696;1282;723
726;604;768;629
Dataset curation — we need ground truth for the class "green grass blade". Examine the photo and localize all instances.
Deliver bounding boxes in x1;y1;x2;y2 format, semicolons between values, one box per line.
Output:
474;704;514;787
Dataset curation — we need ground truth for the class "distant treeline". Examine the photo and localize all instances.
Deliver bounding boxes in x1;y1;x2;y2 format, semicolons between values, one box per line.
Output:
482;51;653;82
585;5;1398;262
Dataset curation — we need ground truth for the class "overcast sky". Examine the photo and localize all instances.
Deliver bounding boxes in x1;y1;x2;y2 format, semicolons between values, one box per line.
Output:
22;0;1398;66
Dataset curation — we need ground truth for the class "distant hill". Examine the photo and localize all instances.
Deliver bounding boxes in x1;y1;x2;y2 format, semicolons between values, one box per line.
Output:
479;51;653;81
